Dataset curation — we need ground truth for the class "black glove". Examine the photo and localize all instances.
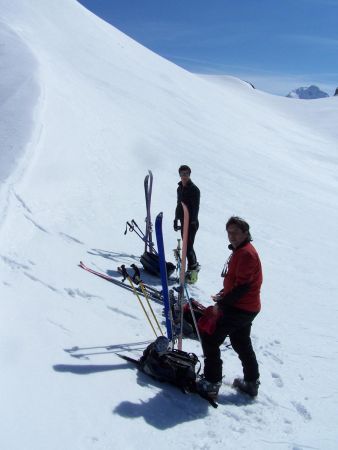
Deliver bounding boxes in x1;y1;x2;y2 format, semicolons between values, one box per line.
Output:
173;219;180;231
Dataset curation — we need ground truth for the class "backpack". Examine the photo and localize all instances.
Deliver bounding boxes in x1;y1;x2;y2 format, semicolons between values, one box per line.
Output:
140;251;176;277
139;337;200;391
183;299;223;337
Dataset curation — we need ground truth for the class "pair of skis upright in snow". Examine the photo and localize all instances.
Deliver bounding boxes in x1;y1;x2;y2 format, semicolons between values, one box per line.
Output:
155;203;189;350
144;170;155;254
124;170;156;255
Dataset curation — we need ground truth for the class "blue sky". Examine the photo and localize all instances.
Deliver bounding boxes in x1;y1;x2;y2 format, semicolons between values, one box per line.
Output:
78;0;338;95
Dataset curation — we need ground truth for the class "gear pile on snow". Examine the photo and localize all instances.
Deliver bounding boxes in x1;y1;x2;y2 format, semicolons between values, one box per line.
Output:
79;170;221;407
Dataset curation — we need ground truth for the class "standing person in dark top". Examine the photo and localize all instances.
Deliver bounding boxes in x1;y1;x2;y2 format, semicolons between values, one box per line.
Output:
174;165;200;274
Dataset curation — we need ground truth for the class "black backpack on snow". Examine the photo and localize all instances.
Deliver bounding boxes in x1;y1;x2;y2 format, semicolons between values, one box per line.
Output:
139;337;200;391
140;251;176;278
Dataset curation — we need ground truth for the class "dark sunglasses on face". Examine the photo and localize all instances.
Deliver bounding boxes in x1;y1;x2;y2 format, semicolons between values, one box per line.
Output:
180;171;190;177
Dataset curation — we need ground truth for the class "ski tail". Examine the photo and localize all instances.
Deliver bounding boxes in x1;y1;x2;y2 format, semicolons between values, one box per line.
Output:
78;261;162;303
155;213;173;343
177;202;189;350
117;353;141;366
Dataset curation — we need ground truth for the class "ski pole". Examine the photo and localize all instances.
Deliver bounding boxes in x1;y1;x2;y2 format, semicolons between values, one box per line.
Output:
136;221;156;254
178;203;189;351
124;220;147;243
177;238;181;259
184;286;204;355
129;264;163;336
125;220;158;255
138;281;164;336
173;239;181;280
175;256;204;355
130;264;163;298
118;266;158;337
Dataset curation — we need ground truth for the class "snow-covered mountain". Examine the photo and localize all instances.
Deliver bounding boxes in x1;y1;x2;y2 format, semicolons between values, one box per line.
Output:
286;85;329;99
1;1;338;449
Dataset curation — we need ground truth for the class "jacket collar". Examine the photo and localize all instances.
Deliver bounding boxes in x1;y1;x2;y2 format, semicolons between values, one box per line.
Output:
228;239;251;251
178;179;193;187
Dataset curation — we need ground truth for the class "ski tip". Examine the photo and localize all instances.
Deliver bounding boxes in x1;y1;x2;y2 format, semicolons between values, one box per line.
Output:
211;402;218;409
117;353;141;366
208;397;219;408
195;390;219;408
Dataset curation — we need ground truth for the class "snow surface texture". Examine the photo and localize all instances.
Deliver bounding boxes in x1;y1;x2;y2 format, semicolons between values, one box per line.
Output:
0;22;39;183
1;1;338;449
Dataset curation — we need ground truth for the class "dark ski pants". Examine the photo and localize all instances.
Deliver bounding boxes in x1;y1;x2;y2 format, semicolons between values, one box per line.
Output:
201;307;259;383
181;223;198;269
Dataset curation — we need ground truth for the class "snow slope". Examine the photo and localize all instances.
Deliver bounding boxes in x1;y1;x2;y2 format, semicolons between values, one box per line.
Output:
1;1;338;449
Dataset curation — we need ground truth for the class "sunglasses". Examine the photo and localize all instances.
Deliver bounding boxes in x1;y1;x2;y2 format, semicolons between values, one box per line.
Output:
179;171;190;177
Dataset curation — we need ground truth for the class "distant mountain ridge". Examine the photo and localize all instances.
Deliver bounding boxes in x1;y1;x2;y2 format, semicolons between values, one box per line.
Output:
287;85;329;99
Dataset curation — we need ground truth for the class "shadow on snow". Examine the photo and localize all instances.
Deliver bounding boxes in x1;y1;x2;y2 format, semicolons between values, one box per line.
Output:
55;341;210;428
53;362;128;374
113;366;209;429
87;248;177;287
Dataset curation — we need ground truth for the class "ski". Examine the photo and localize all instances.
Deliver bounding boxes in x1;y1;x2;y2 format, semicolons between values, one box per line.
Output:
177;202;189;350
144;170;154;254
79;261;163;303
118;353;218;408
155;212;174;343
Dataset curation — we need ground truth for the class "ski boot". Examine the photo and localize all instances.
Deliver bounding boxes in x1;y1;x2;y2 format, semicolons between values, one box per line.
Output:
233;378;260;397
185;263;201;284
196;375;222;400
153;336;170;354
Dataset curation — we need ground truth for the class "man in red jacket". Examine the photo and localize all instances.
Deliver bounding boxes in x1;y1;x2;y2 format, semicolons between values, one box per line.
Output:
197;216;263;400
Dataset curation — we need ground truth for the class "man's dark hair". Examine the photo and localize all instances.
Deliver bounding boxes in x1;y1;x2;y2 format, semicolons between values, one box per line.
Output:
178;165;191;174
226;216;252;241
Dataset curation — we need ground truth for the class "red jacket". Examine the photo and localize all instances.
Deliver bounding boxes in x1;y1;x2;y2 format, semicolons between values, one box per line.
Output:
218;241;262;313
